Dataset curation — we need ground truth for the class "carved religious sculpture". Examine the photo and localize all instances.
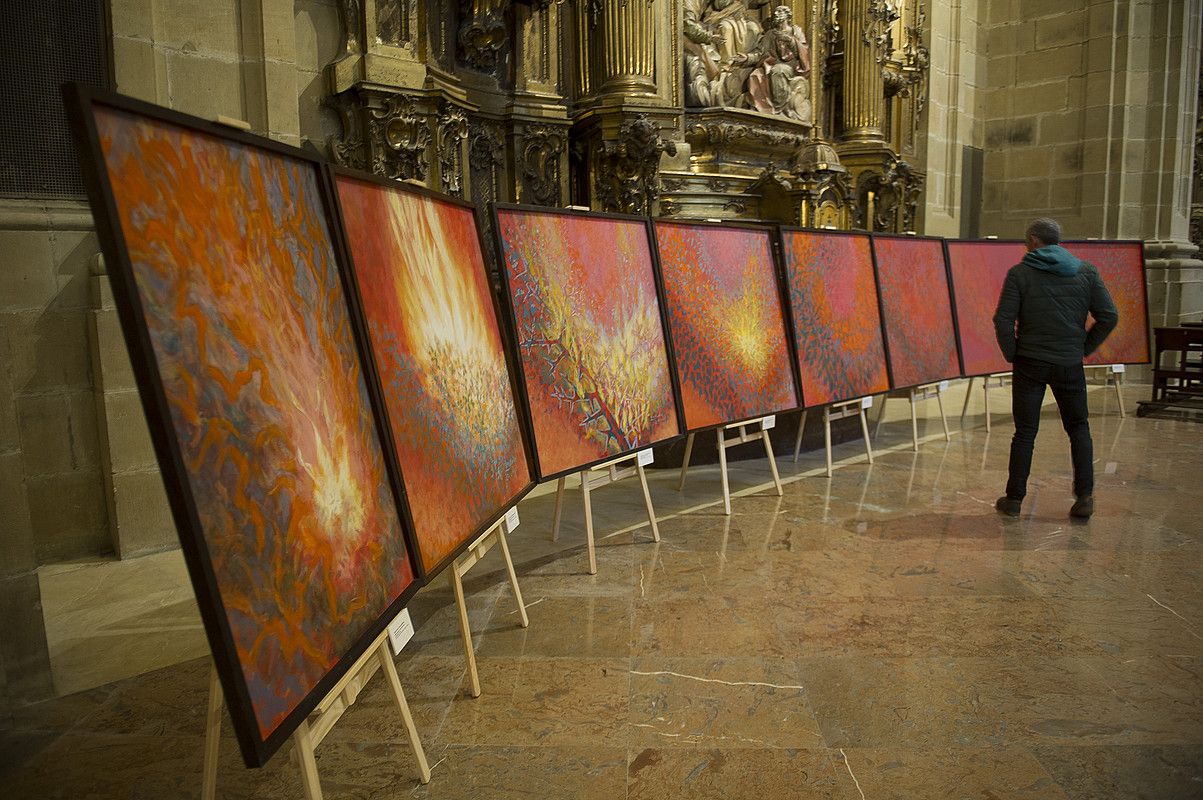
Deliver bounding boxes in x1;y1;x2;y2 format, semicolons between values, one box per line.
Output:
734;5;812;123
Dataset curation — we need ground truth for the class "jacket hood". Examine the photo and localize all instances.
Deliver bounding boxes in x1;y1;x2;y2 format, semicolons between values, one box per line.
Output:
1021;244;1080;277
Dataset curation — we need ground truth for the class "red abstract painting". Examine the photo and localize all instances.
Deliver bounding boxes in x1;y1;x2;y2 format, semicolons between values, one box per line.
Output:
946;240;1025;376
1065;241;1150;365
872;236;962;388
781;230;889;406
90;104;415;763
335;175;532;574
655;222;798;429
496;209;679;479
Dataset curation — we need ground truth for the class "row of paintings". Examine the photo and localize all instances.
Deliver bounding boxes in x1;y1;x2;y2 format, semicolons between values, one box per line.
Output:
66;87;1151;772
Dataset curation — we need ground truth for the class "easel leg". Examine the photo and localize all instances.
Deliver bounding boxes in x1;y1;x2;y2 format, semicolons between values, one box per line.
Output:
909;391;920;452
762;431;783;496
377;641;432;784
551;476;566;541
293;720;324;800
793;409;808;463
449;569;481;698
874;394;888;438
858;406;874;464
581;471;597;575
717;433;732;516
496;526;528;629
635;462;661;542
960;376;975;421
1114;372;1126;417
823;407;833;477
983;380;992;433
678;432;695;491
202;663;222;800
937;386;951;441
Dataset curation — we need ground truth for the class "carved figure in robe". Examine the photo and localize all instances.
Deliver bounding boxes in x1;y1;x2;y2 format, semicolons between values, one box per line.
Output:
701;0;770;65
734;5;813;124
683;0;754;107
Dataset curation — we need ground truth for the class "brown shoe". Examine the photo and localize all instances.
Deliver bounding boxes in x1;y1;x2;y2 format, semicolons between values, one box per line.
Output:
1070;495;1094;519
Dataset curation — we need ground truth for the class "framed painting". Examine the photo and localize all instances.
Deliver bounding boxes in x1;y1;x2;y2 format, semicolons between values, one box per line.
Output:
779;228;890;406
945;239;1025;377
653;221;799;430
1063;240;1150;365
64;86;419;767
493;205;681;481
871;234;963;389
330;169;535;578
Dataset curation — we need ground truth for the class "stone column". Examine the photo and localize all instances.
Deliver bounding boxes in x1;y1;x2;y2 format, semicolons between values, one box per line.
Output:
840;0;888;144
598;0;657;96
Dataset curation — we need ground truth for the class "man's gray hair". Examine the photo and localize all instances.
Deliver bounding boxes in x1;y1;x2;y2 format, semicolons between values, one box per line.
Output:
1026;217;1062;246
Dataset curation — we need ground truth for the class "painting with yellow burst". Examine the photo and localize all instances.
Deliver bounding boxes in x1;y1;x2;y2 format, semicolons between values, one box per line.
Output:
335;174;534;574
496;208;681;480
654;222;799;429
79;97;416;767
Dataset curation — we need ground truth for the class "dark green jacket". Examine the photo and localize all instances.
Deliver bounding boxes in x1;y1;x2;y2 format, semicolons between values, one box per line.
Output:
993;245;1119;366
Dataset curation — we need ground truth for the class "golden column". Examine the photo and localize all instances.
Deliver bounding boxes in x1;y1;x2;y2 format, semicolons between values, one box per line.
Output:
839;0;889;144
597;0;657;95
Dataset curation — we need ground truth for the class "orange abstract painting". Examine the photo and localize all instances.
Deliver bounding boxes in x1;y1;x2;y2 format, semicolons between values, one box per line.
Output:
496;209;679;479
946;240;1025;377
92;105;414;758
335;175;532;574
1065;241;1150;365
781;230;889;406
655;222;798;429
872;236;962;388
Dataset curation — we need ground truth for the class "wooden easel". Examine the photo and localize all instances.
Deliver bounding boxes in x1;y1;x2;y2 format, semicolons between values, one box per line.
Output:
678;417;783;515
874;381;952;451
1085;364;1127;417
201;630;430;800
793;397;875;476
959;372;1012;432
450;511;529;698
551;451;661;575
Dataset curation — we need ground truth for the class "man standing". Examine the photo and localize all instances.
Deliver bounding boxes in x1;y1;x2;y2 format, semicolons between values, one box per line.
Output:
993;218;1118;519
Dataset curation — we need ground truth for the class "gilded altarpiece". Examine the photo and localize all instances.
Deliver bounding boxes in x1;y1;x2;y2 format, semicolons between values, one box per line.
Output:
325;0;930;233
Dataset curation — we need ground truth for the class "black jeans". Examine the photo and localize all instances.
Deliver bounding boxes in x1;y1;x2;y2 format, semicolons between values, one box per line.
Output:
1006;356;1093;501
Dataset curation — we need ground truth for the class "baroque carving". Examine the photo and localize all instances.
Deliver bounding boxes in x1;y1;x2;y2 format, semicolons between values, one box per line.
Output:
856;153;923;232
438;104;469;197
369;94;432;182
339;0;363;53
519;125;566;206
458;0;510;75
863;0;901;64
683;0;813;126
469;119;506;205
330;94;368;171
684;119;809;162
593;114;678;214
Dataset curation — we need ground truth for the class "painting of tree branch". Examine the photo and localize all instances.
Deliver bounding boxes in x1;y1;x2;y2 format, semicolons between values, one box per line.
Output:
946;240;1024;377
781;230;890;406
1065;241;1150;365
654;222;798;430
335;175;532;575
873;236;962;388
496;209;680;479
83;101;415;765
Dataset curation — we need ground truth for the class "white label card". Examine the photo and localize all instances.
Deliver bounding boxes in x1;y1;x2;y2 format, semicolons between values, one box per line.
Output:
1111;364;1125;373
637;448;654;466
939;380;950;392
387;608;415;655
861;396;874;409
761;415;776;430
504;506;520;533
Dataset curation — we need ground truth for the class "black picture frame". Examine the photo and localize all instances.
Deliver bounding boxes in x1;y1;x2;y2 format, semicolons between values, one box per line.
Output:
775;225;891;409
869;231;965;391
943;237;1024;379
63;84;423;768
1062;238;1152;366
649;217;804;433
491;203;686;483
322;164;538;581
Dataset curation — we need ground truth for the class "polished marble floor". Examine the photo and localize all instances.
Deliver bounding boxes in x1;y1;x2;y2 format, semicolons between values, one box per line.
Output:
4;381;1202;798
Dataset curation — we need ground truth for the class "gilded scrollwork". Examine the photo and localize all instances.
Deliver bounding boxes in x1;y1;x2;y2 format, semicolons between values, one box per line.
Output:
438;105;469;197
594;114;678;214
855;153;923;231
458;0;510;75
519;125;566;206
369;94;432;182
